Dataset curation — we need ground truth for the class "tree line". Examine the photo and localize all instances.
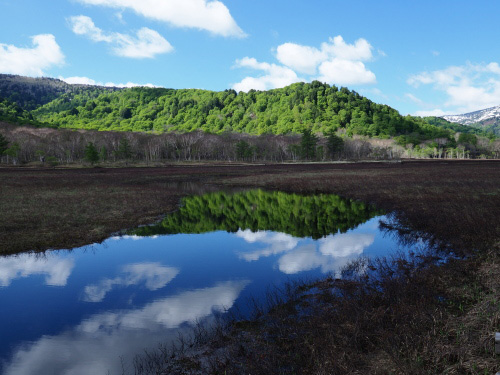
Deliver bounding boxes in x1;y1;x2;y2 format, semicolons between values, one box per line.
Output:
1;122;498;166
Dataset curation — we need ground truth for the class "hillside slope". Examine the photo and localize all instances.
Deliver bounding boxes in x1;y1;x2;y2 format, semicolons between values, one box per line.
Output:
0;74;120;110
32;81;451;141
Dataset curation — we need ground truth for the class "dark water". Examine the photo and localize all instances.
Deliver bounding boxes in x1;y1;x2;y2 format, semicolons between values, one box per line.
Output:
0;190;415;374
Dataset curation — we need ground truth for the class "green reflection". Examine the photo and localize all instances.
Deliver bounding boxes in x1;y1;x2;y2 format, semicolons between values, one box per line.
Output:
131;190;382;239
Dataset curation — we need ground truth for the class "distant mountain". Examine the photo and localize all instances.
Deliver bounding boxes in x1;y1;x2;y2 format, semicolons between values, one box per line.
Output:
0;74;121;110
442;105;500;125
442;105;500;135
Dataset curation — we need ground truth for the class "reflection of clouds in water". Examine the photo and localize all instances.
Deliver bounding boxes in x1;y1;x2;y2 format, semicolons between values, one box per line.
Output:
319;233;374;258
279;233;374;275
3;280;249;375
83;262;179;302
238;231;375;276
236;230;299;261
81;280;249;331
278;245;322;274
0;254;74;287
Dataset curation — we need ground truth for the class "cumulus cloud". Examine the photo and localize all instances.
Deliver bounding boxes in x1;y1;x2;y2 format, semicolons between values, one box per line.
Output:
0;34;65;76
69;15;173;58
76;0;245;38
0;253;74;287
233;35;377;92
408;62;500;113
317;59;376;85
83;262;179;302
275;43;327;75
232;57;302;92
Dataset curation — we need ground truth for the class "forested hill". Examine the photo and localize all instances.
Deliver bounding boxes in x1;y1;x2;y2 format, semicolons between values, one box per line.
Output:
0;74;120;110
30;80;451;140
0;74;491;141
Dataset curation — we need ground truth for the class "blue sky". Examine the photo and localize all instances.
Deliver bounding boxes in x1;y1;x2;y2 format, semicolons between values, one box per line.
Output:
1;0;500;116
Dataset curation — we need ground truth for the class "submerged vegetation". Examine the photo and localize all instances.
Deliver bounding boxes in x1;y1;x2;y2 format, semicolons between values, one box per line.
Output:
132;190;380;238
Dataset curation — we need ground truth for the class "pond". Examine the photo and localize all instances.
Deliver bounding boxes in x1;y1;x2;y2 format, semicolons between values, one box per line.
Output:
0;190;415;375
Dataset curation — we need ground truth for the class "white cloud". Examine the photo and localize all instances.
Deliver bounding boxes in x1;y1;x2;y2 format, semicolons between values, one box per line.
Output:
69;15;173;58
408;62;500;113
0;34;65;76
83;262;179;302
233;35;377;92
321;36;373;61
76;0;245;38
3;280;249;375
60;76;158;88
232;57;302;92
317;59;376;85
276;43;326;75
0;253;74;287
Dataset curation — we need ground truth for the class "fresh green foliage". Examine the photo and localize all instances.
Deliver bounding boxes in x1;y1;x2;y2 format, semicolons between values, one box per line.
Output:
84;142;99;164
326;131;344;159
31;81;455;139
131;190;381;239
300;128;318;159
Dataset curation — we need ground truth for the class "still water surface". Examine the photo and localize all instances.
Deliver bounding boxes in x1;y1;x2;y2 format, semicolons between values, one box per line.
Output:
0;190;412;374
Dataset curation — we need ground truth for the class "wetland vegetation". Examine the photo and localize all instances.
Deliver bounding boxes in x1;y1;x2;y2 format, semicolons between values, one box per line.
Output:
0;160;498;374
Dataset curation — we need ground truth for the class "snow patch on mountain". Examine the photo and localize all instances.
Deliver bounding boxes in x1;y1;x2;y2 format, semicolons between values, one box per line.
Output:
442;105;500;125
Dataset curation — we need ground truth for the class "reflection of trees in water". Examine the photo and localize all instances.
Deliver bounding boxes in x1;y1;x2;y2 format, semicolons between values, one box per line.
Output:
379;212;456;256
132;190;381;239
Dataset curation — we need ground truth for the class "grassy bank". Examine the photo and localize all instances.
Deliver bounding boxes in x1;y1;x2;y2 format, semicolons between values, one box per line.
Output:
0;160;499;373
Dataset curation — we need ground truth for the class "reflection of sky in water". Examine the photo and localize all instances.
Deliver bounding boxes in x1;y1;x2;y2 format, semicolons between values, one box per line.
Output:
0;216;407;374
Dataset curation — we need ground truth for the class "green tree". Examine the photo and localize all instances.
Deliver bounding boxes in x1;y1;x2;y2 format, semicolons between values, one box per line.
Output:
300;128;318;160
0;133;9;155
326;131;344;159
5;142;20;164
457;133;477;146
120;107;132;119
117;137;132;160
84;142;99;165
235;140;253;160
